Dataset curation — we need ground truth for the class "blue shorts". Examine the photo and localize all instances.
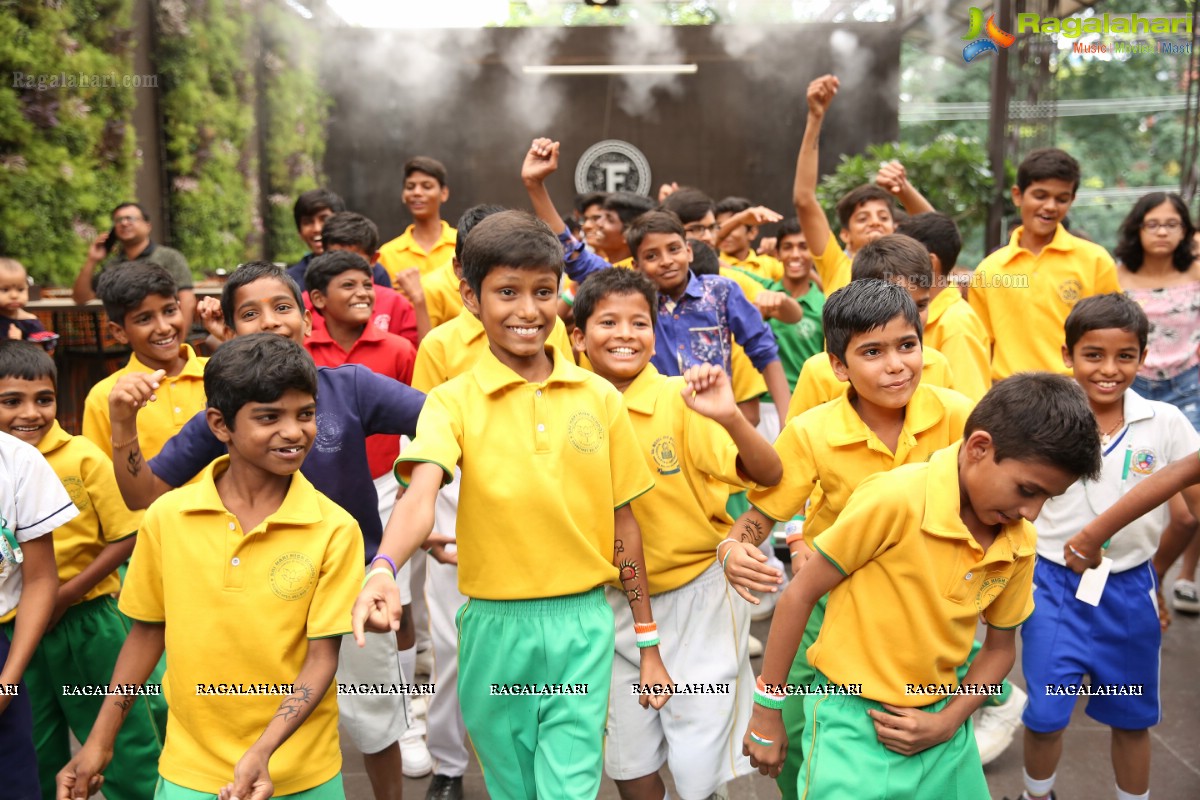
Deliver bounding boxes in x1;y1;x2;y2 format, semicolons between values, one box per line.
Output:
1021;557;1161;732
1134;364;1200;430
0;629;40;799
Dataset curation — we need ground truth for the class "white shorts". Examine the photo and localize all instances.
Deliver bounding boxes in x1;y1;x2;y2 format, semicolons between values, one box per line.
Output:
604;561;754;799
374;471;411;606
337;620;410;754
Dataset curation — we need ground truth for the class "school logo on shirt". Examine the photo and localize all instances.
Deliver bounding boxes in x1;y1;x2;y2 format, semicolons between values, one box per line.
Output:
976;576;1008;612
62;476;89;511
269;553;316;601
568;411;605;454
650;436;681;475
1057;279;1083;305
313;412;343;454
1131;448;1157;475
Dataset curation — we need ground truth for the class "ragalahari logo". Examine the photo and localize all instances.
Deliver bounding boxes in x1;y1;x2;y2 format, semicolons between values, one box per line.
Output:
963;7;1016;62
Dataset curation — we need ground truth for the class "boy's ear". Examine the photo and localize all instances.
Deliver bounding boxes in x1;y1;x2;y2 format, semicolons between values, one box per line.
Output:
962;429;996;465
570;325;587;355
748;225;760;240
838;227;852;247
929;253;943;277
309;289;327;311
371;250;381;265
452;257;464;281
439;185;449;204
206;407;232;443
829;353;851;383
107;320;129;345
1061;343;1073;369
1010;185;1023;207
1137;347;1148;367
301;308;313;338
684;241;694;264
461;281;481;318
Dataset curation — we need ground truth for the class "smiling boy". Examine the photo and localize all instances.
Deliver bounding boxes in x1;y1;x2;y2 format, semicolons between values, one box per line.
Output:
969;148;1120;381
354;211;671;800
743;373;1101;799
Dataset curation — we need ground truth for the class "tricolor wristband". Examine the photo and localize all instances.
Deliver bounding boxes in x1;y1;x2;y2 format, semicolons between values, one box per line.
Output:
635;621;660;648
370;554;398;577
754;686;785;710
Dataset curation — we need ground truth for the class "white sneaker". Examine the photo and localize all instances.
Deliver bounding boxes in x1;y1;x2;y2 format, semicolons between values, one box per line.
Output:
400;723;433;777
410;694;429;723
747;635;763;658
1172;579;1200;614
974;684;1026;766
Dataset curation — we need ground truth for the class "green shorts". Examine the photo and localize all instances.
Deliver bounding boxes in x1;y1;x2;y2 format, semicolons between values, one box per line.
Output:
154;774;343;799
794;672;989;800
457;588;614;800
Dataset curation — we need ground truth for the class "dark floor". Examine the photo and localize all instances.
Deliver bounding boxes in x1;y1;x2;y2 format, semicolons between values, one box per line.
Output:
341;565;1200;799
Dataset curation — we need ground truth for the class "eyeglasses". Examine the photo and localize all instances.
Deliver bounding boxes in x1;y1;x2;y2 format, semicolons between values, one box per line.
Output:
684;223;720;235
1142;220;1183;232
113;215;144;225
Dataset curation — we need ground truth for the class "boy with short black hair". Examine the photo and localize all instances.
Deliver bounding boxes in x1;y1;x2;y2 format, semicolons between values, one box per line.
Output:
83;263;207;461
1016;294;1196;800
897;212;992;401
320;211;423;344
743;373;1101;799
761;218;825;395
285;188;393;289
59;334;364;800
969;147;1120;381
571;267;783;800
354;211;672;800
724;278;975;799
379;157;456;282
599;192;658;266
0;341;165;799
793;74;935;298
714;195;784;282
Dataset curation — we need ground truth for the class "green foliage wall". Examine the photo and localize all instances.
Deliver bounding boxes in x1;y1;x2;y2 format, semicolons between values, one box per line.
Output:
0;0;138;287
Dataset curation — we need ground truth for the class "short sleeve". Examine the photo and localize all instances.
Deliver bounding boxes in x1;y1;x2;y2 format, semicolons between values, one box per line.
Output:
354;365;425;437
1162;403;1200;460
980;553;1035;629
118;504;166;622
1093;250;1120;294
812;233;851;296
747;419;818;522
82;446;143;543
395;386;462;486
9;442;76;541
307;509;366;638
149;411;226;488
809;472;905;576
80;383;113;458
605;391;655;508
787;355;836;422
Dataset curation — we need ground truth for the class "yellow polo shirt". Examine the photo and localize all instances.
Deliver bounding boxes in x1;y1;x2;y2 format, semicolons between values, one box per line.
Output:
716;268;770;403
119;457;363;795
418;259;466;330
720;250;784;283
968;224;1119;380
37;422;141;602
719;266;765;303
412;306;573;393
925;289;992;403
808;443;1036;705
752;384;972;541
613;256;635;269
812;233;852;298
785;345;956;423
624;365;750;594
82;344;207;461
397;347;654;600
378;220;457;281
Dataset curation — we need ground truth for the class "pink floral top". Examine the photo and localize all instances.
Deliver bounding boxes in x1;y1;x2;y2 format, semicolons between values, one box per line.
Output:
1126;281;1200;380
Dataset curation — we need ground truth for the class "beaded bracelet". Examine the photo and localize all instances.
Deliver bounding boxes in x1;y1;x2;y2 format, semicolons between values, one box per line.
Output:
370;554;398;577
362;566;394;589
749;730;775;746
111;432;140;450
753;675;786;710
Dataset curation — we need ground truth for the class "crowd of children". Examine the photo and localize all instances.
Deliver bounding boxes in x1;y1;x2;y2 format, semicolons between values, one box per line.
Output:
0;70;1195;800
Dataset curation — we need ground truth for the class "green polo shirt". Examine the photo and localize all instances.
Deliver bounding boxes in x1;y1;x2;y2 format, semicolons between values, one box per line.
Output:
765;279;825;399
93;241;193;291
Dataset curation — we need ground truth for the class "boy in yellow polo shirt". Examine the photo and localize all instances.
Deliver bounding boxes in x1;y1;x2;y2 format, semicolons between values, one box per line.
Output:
742;373;1101;799
713;196;784;282
570;268;783;800
793;73;934;298
58;334;364;800
968;147;1120;380
897;212;992;402
724;277;974;799
83;263;206;461
0;342;165;800
354;211;671;800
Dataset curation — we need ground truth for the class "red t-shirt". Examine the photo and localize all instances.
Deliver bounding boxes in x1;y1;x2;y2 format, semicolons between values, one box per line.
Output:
305;284;418;349
304;323;417;478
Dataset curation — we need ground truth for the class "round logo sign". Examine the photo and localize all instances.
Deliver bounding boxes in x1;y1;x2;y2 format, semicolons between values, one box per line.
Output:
575;139;652;196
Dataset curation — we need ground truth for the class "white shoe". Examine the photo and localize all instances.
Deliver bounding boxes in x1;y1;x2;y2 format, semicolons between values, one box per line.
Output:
411;694;429;723
974;684;1026;766
415;646;435;679
747;635;763;658
400;723;433;777
1172;579;1200;614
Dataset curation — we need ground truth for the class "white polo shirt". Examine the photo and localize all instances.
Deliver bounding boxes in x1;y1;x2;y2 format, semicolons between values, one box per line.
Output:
1036;390;1200;573
0;431;78;616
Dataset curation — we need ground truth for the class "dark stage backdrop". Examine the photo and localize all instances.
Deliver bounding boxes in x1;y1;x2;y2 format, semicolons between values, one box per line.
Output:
321;24;900;242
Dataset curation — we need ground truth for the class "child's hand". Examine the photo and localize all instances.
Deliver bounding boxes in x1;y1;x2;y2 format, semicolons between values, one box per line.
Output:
875;160;912;196
220;748;273;800
806;74;839;119
1156;587;1171;632
637;647;673;710
757;236;778;258
108;370;167;425
521;137;560;185
56;740;112;799
681;363;737;425
754;290;791;320
738;206;784;227
351;570;404;646
789;538;813;568
7;324;22;340
394;268;425;307
657;182;679;202
867;703;957;756
1062;529;1104;574
722;540;784;603
743;707;787;777
196;297;230;341
425;533;458;566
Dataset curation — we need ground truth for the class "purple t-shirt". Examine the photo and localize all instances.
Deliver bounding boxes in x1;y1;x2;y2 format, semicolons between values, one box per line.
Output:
150;363;424;561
